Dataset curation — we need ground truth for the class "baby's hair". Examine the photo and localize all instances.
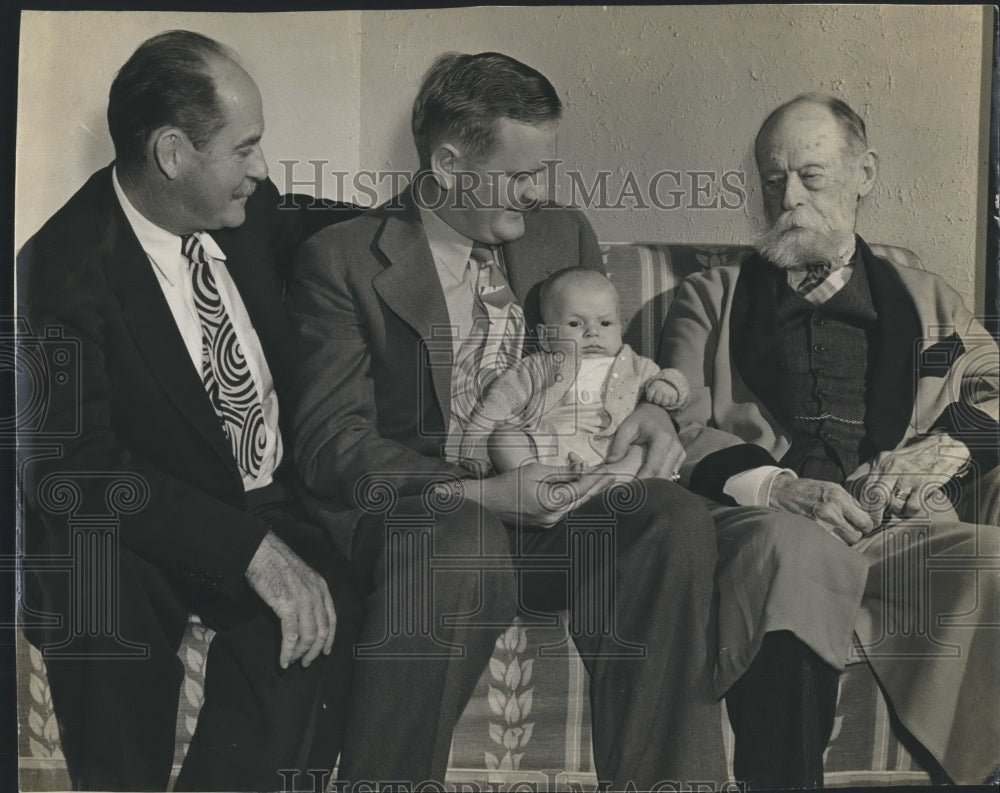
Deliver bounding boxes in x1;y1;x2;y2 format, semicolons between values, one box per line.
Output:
538;267;617;324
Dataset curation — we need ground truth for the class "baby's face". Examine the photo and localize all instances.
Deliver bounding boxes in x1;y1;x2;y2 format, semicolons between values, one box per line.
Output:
542;279;623;358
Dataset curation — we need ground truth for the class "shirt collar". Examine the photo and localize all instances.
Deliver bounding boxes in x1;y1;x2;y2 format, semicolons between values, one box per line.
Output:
112;166;226;287
833;238;856;270
418;205;476;283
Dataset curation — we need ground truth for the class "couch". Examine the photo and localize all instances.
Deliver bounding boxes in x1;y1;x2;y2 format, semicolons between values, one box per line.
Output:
16;241;935;791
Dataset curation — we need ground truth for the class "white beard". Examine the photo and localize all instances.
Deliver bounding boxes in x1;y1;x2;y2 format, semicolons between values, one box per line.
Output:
757;219;843;271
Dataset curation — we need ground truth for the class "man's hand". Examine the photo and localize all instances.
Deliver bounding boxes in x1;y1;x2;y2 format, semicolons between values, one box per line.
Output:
245;531;337;670
605;402;685;479
769;474;876;546
862;433;971;519
469;463;616;528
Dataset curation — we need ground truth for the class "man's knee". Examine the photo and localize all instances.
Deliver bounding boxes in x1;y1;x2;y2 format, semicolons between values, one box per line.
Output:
611;479;717;570
724;508;858;572
411;498;517;621
431;497;511;558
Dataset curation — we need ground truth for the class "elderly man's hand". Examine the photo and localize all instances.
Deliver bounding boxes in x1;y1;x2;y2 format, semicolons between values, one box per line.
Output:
863;433;971;519
606;402;686;480
246;531;337;670
769;474;876;545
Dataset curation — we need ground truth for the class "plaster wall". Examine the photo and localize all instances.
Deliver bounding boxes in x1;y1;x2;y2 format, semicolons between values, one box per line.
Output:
357;5;991;312
15;6;992;311
15;10;362;253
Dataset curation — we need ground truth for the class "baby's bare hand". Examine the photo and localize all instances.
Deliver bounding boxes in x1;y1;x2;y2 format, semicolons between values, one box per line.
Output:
645;380;681;408
566;452;589;475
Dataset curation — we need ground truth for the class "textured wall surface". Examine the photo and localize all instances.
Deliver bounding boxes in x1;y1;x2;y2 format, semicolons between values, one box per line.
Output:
356;5;991;312
16;6;991;311
15;10;362;252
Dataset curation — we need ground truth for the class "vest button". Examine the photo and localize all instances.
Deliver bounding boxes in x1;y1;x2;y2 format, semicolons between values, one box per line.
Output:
816;389;826;399
813;314;825;326
813;343;825;354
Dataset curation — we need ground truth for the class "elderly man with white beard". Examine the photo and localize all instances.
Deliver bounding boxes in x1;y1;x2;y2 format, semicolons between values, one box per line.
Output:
659;93;1000;790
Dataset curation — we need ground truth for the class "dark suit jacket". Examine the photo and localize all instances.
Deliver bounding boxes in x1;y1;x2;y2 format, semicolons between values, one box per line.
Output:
17;165;355;604
287;188;603;515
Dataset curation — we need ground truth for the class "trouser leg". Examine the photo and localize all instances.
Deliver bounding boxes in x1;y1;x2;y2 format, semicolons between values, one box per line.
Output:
856;519;1000;784
711;504;872;790
27;547;189;791
725;631;839;790
518;480;727;789
176;504;363;792
336;496;517;784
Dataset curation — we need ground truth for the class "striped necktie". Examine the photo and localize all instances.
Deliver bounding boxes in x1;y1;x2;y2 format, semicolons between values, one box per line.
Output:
469;244;524;381
181;234;266;478
448;245;525;449
796;261;832;297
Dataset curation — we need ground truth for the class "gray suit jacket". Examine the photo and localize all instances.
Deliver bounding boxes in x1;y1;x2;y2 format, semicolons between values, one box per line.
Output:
287;188;603;521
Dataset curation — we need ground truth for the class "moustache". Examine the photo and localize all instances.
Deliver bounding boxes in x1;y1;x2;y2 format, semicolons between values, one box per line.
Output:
768;210;820;234
234;181;258;200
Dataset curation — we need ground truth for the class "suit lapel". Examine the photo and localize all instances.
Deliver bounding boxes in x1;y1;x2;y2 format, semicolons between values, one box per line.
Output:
503;209;571;340
857;237;920;454
372;194;455;426
731;255;794;426
101;175;239;476
502;225;557;304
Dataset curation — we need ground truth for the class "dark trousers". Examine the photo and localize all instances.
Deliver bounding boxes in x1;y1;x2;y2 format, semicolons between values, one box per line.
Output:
516;480;727;789
25;495;362;792
724;631;840;790
334;496;517;784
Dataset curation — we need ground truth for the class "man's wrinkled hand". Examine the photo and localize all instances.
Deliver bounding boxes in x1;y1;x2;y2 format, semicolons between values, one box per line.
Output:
863;433;971;519
606;402;685;479
245;531;337;670
769;475;876;546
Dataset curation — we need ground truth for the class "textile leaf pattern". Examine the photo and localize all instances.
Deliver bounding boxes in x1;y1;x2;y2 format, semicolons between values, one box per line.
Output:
484;620;534;771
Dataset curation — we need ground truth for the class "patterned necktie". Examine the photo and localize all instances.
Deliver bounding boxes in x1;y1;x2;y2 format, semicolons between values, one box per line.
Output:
469;244;524;383
181;234;266;478
796;261;832;297
448;245;525;449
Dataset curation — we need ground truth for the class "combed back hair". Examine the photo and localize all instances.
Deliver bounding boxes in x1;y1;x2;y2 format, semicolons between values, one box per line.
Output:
538;267;616;323
108;30;235;173
411;51;562;168
755;92;869;158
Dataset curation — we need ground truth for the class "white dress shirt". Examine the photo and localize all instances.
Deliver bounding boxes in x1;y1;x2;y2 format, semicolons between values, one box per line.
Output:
112;169;282;491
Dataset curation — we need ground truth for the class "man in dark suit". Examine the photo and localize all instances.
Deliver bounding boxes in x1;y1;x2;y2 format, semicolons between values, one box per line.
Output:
18;31;361;791
288;52;727;788
660;94;999;788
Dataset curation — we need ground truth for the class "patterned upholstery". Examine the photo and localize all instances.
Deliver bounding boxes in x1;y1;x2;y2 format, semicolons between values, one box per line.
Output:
16;242;933;790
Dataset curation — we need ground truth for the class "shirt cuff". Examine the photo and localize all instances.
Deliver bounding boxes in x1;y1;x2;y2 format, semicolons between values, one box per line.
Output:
723;466;798;506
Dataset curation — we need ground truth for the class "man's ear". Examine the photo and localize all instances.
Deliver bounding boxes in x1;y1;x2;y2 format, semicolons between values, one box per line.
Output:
151;127;185;180
536;323;552;352
429;143;461;191
857;149;878;198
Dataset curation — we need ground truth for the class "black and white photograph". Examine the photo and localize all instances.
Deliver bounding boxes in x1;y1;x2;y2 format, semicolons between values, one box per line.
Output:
5;5;999;792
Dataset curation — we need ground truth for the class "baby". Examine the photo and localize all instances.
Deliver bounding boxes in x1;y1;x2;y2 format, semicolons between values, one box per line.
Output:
460;267;690;477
